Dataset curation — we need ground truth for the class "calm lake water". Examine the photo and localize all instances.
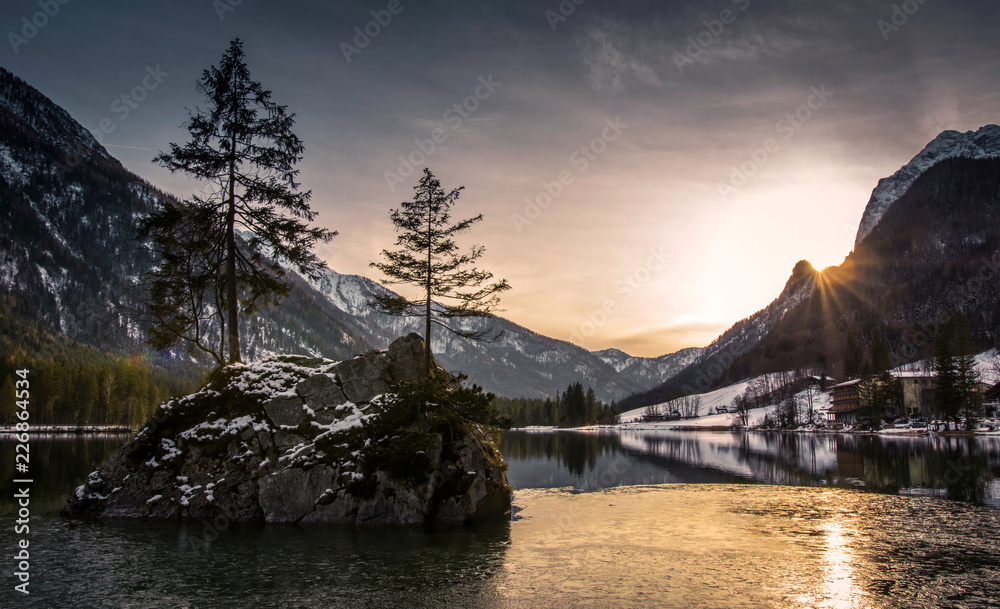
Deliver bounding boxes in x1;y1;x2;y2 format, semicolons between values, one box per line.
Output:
1;430;998;608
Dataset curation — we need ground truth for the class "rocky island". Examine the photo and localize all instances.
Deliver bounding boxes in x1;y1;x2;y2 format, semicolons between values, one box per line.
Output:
62;334;512;526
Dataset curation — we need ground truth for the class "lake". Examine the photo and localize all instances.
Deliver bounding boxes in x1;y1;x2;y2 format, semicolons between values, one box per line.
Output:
1;430;998;608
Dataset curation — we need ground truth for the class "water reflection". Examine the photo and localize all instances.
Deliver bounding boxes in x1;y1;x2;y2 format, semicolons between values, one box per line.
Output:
2;435;999;607
0;434;130;516
501;430;1000;505
816;518;860;609
0;517;512;609
504;485;1000;608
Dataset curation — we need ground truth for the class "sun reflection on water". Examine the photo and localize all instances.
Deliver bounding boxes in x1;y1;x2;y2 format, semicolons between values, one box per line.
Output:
816;517;862;609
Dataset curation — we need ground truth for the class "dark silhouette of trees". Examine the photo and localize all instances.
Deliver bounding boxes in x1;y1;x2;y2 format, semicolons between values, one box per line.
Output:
492;382;618;427
935;312;983;429
370;168;510;373
146;38;334;365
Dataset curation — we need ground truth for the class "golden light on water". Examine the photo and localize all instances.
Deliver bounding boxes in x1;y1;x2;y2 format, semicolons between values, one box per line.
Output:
501;485;880;608
815;510;863;609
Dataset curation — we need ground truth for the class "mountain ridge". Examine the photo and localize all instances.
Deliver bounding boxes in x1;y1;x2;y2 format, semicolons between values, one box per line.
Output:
855;124;1000;247
620;154;1000;411
0;65;682;403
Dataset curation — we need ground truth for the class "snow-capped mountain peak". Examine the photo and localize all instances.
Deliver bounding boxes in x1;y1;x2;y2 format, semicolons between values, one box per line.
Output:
855;124;1000;247
594;346;705;383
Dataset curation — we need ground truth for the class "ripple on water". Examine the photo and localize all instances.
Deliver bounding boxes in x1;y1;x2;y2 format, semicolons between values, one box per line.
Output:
2;484;999;608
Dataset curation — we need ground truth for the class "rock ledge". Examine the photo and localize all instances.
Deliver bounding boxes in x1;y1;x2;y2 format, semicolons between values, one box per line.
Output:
62;334;512;526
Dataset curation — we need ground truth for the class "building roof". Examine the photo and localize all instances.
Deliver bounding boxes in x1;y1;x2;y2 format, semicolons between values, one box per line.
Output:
986;382;1000;400
830;378;863;389
891;370;936;379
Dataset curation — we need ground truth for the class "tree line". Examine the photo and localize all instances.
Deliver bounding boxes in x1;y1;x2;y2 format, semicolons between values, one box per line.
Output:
932;312;985;429
845;312;986;429
0;357;195;427
0;300;197;426
492;383;619;428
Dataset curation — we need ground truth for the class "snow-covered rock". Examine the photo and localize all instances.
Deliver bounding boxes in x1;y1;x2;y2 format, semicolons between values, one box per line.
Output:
61;334;512;526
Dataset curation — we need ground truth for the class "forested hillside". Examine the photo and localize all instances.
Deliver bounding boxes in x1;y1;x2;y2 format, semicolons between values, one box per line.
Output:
620;157;1000;410
0;293;198;425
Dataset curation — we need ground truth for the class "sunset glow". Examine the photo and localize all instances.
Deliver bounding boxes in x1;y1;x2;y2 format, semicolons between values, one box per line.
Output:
7;1;998;356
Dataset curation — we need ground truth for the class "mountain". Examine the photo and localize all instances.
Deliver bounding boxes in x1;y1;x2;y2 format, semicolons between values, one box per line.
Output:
618;260;821;408
299;266;679;401
855;124;1000;247
0;66;681;403
620;153;1000;411
0;66;371;363
593;346;704;388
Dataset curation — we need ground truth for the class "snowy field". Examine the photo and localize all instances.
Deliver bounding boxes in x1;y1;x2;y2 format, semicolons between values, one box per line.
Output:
615;348;997;431
618;380;752;424
618;377;832;429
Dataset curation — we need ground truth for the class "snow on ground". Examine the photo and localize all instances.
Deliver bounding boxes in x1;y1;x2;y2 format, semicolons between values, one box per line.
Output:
620;405;781;429
616;347;998;432
893;348;999;384
619;379;833;429
805;389;832;418
975;349;1000;385
619;380;753;424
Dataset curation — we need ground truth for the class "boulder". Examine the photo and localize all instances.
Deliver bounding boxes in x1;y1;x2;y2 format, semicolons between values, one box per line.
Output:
295;374;347;412
61;334;512;526
263;396;306;429
386;332;432;381
334;355;393;403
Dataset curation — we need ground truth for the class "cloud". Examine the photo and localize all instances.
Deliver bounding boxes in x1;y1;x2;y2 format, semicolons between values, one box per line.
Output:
575;7;865;95
577;17;665;93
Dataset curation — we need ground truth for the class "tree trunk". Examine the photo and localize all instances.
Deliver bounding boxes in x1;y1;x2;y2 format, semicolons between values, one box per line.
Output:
226;128;241;364
424;200;432;376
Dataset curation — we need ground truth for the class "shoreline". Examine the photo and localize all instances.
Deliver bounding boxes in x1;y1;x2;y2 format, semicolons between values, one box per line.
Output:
0;425;134;435
510;424;1000;437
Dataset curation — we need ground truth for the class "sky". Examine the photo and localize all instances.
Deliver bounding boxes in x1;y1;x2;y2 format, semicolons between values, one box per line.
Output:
3;0;999;357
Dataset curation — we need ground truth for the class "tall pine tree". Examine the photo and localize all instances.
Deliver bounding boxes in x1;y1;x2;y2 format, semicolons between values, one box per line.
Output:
934;317;961;428
146;38;335;364
370;168;510;373
952;312;983;428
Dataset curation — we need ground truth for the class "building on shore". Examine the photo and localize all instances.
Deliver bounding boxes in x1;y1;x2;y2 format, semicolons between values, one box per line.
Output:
981;382;999;418
828;379;862;425
828;371;996;423
892;370;935;419
828;372;931;424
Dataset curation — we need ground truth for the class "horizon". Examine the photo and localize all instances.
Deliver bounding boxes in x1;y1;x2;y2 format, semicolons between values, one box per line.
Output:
4;0;999;357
